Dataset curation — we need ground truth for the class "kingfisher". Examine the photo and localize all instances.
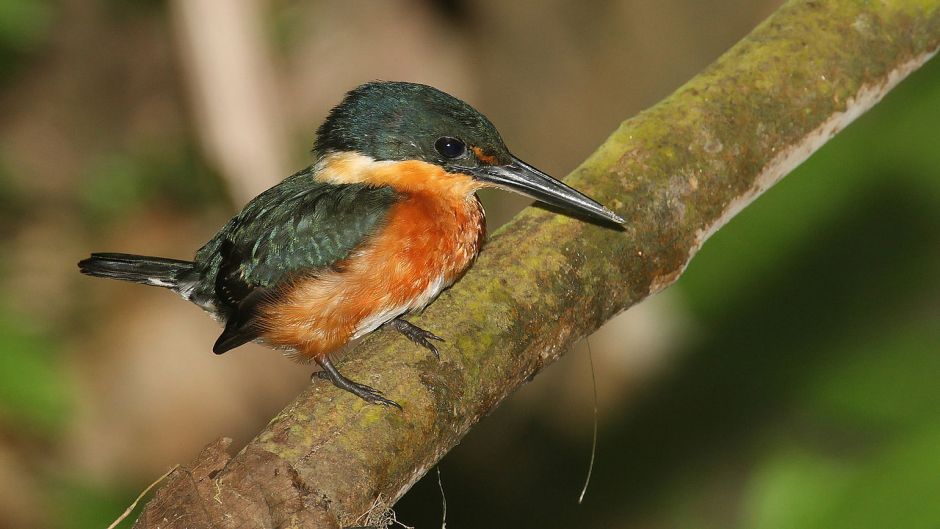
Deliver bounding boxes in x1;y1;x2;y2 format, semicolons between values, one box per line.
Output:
78;81;623;409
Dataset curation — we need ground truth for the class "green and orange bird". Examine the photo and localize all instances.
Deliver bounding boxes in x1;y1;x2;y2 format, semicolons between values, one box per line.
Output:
79;81;623;409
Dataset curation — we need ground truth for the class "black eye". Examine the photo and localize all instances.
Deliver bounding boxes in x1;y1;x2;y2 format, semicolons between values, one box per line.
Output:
434;136;466;159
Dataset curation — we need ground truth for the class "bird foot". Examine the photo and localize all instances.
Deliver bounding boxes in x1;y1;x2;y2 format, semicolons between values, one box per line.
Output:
385;318;444;358
313;358;401;410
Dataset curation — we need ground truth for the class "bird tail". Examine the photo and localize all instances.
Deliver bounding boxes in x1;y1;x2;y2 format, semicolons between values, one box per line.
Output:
78;253;194;291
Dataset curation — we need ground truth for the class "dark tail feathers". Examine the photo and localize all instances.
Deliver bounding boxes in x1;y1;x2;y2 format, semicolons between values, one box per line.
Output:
78;253;193;290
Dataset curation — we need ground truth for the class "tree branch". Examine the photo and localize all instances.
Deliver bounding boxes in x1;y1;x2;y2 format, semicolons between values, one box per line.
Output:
134;1;939;527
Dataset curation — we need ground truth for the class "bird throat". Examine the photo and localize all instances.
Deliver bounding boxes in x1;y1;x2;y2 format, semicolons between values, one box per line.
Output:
313;151;485;199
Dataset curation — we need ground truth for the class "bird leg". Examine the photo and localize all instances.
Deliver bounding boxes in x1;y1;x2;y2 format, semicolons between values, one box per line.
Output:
313;356;401;410
385;317;444;358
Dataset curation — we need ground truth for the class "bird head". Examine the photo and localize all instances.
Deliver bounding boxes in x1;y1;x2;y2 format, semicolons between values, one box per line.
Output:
313;81;624;225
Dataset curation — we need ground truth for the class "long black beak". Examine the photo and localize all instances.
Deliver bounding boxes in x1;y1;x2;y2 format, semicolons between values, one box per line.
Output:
471;156;625;225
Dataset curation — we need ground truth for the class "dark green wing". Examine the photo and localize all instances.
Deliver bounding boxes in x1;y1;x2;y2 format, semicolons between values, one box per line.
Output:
225;179;398;289
191;168;400;353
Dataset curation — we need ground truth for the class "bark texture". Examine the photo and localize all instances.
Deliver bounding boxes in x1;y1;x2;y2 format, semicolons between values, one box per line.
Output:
135;1;939;527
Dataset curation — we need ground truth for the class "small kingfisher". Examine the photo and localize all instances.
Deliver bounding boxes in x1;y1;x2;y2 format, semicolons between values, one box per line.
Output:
79;81;623;409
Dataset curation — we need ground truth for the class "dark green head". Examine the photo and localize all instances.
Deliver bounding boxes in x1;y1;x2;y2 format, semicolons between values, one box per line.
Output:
315;81;624;225
314;81;511;169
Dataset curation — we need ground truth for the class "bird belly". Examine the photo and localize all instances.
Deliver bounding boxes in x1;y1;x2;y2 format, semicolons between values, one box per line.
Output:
258;191;484;361
349;272;446;341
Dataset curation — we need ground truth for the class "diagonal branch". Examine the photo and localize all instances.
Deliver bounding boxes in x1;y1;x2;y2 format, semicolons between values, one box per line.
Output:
134;1;939;527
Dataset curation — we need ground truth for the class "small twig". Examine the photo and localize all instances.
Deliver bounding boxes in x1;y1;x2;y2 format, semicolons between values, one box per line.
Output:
437;467;447;529
107;465;180;529
578;337;598;504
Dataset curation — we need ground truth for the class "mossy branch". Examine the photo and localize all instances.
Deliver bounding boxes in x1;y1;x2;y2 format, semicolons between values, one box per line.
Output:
134;1;939;527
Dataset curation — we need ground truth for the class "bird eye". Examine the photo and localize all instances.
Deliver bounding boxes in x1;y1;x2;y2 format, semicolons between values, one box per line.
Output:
434;136;466;159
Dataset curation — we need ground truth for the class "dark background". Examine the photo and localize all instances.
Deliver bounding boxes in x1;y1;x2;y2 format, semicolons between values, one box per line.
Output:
0;1;937;527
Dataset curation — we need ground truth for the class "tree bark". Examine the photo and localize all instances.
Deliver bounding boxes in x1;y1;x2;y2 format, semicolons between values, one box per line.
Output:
134;1;939;527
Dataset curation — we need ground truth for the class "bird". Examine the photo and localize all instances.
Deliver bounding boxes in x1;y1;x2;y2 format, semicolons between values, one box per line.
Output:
78;81;624;409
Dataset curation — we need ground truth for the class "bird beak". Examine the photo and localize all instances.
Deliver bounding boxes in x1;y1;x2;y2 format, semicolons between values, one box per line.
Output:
471;155;625;225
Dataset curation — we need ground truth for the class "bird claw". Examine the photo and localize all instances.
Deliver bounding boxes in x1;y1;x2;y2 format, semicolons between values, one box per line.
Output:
386;318;444;359
348;383;401;410
313;358;402;410
410;332;442;359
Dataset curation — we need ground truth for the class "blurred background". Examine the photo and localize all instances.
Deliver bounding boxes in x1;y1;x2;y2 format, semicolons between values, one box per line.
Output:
0;0;937;527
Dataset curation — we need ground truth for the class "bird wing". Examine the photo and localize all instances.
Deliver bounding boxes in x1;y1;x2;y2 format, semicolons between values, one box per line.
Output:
200;170;400;353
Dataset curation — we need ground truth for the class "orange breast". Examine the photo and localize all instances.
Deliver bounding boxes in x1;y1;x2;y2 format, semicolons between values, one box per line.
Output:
258;188;485;361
